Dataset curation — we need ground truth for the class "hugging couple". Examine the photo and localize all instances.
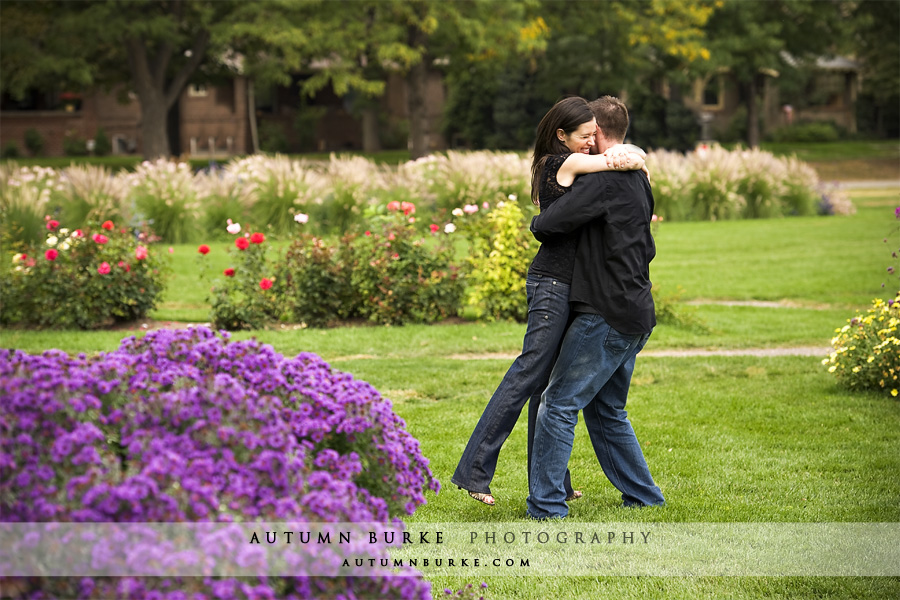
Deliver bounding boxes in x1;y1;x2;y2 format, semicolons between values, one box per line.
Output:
452;95;665;520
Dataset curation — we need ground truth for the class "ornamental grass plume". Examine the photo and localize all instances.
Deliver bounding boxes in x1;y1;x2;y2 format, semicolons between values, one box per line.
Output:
54;163;132;228
228;154;328;236
0;326;438;598
0;164;63;245
123;159;201;244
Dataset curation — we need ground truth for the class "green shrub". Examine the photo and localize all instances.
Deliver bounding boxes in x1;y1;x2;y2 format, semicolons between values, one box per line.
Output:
62;131;88;156
769;121;841;143
280;232;356;327
1;141;21;159
462;198;533;321
93;127;112;156
823;292;900;397
0;219;168;328
24;129;44;156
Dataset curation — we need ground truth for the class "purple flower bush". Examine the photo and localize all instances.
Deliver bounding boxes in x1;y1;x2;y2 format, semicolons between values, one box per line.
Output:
1;326;438;598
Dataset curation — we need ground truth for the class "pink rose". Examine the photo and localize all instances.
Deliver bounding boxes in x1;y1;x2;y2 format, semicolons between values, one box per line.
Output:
45;249;58;261
135;246;148;260
97;262;111;275
92;233;108;244
386;201;401;212
259;278;273;290
430;224;439;234
46;220;60;230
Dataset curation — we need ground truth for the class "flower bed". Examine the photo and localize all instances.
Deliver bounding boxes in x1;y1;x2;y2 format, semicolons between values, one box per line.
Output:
0;326;439;598
0;218;167;329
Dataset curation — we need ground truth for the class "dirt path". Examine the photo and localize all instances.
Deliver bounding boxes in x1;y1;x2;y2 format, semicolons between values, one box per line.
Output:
448;346;830;360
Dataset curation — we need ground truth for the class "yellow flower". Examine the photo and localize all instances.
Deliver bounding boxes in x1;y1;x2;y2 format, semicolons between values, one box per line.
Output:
892;389;898;397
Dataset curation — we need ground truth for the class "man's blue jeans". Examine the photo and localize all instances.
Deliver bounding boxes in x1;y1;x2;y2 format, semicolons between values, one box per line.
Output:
452;274;574;496
526;312;664;519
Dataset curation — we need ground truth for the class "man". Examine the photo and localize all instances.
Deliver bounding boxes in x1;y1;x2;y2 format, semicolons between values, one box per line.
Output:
526;96;664;520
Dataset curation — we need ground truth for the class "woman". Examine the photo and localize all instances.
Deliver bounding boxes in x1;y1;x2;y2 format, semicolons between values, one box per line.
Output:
452;96;647;506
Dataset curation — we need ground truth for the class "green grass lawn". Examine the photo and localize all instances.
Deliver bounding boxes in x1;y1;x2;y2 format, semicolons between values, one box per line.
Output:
346;354;899;598
1;183;898;599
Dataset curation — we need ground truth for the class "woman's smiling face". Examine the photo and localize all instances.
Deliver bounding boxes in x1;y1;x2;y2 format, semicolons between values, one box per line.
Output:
558;119;596;154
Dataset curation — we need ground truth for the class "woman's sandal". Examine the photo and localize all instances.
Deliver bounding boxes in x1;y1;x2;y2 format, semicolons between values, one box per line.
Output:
468;491;495;506
566;490;583;501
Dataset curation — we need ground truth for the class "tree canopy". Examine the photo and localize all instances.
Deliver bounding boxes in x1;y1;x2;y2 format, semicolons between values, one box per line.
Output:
1;0;891;156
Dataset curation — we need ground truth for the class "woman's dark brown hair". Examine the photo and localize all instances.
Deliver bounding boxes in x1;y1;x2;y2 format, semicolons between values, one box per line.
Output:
530;96;594;205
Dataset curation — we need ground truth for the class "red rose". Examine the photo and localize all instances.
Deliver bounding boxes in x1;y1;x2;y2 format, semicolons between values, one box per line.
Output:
259;278;273;290
198;244;211;255
224;268;235;277
235;237;250;250
250;232;265;244
101;220;114;230
45;249;58;261
46;220;60;230
430;224;439;234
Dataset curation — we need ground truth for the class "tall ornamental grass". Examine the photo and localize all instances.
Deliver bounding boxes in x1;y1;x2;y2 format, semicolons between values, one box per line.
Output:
124;159;201;244
2;147;851;250
646;144;852;221
0;165;63;247
56;164;132;228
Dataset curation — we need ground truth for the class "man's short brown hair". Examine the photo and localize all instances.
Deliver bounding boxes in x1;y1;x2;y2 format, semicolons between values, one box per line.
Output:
588;96;629;142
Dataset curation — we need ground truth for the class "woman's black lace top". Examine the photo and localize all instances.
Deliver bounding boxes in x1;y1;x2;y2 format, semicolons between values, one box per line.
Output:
527;152;576;284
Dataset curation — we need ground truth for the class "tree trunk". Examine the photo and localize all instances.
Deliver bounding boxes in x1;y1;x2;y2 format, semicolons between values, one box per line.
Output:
139;90;170;160
248;79;260;154
406;26;429;160
361;105;381;153
745;76;760;149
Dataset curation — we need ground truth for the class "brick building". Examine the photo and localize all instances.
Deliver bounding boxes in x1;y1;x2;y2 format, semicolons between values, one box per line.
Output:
0;68;447;158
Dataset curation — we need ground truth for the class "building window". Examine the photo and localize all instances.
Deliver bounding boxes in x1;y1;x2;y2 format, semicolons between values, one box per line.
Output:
188;84;208;97
702;76;723;109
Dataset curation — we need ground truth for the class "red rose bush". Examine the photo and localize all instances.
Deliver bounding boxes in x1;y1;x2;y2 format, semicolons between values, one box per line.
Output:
0;219;168;329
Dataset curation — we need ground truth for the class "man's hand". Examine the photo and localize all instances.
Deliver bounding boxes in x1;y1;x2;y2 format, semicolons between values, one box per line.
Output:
604;148;644;172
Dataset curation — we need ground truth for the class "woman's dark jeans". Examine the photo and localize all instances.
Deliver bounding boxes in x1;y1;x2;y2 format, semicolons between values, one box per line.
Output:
451;274;574;496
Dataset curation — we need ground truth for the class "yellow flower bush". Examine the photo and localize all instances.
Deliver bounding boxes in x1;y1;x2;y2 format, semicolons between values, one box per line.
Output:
823;292;900;397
